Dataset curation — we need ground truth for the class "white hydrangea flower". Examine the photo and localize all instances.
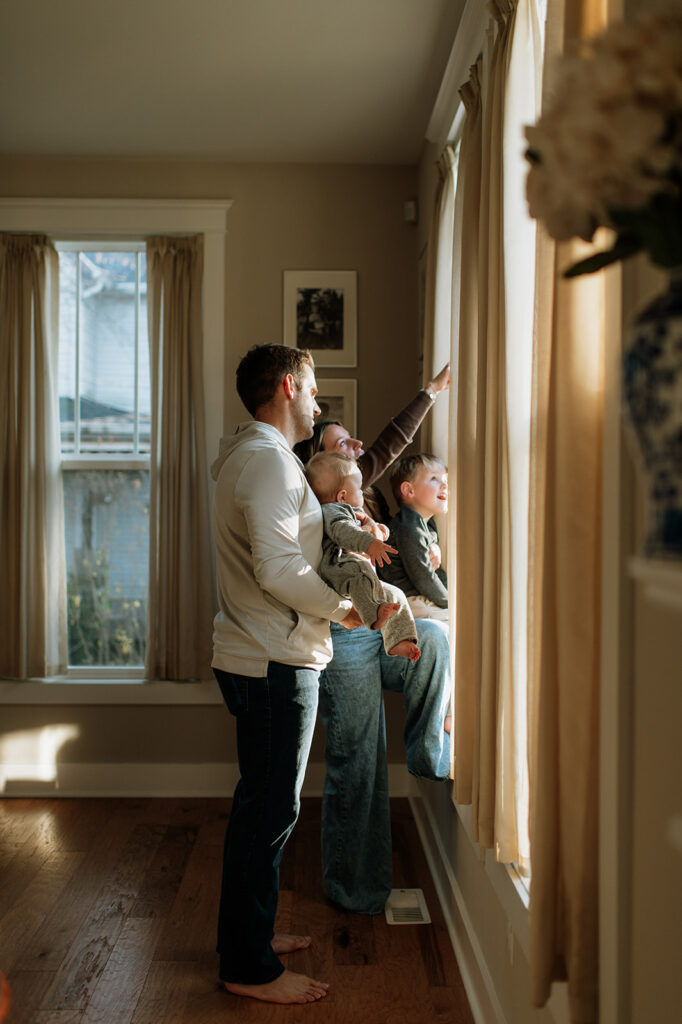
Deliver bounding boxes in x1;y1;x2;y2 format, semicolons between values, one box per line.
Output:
525;13;682;249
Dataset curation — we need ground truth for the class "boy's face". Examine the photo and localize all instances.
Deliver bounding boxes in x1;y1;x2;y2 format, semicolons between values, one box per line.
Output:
337;468;365;508
404;463;448;517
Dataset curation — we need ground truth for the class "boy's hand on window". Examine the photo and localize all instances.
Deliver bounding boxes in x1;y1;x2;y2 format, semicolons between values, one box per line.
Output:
367;539;398;568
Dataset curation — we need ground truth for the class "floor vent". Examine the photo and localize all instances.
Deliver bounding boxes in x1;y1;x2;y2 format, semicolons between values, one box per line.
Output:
384;888;431;925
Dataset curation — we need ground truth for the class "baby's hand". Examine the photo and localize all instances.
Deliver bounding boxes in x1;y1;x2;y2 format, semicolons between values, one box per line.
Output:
367;539;398;568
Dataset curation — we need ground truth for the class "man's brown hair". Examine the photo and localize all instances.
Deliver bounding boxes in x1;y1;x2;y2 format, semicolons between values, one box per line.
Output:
236;344;314;416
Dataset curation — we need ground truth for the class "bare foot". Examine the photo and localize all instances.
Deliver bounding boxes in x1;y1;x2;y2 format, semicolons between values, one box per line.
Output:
388;640;421;661
371;601;399;630
444;714;452;734
271;933;311;954
223;968;329;1004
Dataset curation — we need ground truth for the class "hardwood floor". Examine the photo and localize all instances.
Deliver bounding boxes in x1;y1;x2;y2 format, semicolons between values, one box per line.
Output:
0;797;474;1024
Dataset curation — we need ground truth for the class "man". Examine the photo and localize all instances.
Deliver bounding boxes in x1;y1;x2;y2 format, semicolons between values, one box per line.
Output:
210;344;360;1005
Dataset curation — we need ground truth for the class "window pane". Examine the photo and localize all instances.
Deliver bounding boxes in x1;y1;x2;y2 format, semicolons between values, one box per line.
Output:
58;249;149;455
79;252;144;453
58;251;77;452
63;469;149;667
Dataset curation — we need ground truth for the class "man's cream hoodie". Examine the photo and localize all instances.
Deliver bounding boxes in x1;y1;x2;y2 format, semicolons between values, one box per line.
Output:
211;421;351;676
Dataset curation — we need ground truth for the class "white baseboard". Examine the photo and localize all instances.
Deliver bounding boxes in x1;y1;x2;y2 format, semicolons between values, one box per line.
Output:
0;761;412;799
409;788;507;1024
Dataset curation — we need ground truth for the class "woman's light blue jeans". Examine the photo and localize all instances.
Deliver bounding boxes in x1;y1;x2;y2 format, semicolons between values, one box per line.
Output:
319;618;450;914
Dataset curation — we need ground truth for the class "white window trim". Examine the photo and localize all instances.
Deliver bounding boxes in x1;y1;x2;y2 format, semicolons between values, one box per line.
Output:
0;198;231;704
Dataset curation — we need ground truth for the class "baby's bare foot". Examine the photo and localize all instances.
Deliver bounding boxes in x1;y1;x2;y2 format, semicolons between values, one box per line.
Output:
444;714;452;734
372;601;400;630
223;968;329;1004
271;933;311;954
388;640;421;661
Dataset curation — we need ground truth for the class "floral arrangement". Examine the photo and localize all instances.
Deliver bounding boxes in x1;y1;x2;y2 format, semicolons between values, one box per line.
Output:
525;12;682;277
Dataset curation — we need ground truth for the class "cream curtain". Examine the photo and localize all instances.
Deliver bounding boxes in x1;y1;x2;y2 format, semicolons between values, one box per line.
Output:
0;234;67;678
528;0;607;1019
452;60;484;807
145;236;214;681
450;1;525;862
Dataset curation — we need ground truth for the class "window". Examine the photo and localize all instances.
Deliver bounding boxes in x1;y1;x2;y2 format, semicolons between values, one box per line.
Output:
0;197;228;692
57;243;150;673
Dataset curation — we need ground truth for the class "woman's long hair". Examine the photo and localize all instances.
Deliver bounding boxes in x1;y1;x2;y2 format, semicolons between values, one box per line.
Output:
293;419;341;465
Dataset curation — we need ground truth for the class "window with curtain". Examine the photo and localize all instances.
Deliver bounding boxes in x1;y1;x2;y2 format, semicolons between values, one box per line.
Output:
57;243;150;673
423;0;547;880
0;203;223;686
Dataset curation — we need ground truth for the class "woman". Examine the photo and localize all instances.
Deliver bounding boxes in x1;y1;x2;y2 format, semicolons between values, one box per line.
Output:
296;365;452;915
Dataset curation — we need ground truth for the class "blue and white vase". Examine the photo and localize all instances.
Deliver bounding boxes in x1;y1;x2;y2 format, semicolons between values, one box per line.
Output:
622;270;682;558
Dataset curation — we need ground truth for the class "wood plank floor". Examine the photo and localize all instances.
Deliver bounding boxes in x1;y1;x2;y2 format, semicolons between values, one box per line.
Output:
0;797;474;1024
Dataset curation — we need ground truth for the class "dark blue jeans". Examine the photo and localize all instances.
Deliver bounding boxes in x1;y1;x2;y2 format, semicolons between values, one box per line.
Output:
214;661;319;984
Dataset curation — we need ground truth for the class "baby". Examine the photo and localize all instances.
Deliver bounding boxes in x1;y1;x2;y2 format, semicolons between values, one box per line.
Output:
381;454;449;623
305;452;421;661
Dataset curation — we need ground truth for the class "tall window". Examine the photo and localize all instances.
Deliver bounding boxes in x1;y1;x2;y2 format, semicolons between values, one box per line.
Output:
57;243;150;673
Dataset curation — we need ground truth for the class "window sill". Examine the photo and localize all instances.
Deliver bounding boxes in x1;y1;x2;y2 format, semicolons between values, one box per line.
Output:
449;792;531;954
629;556;682;612
0;679;222;705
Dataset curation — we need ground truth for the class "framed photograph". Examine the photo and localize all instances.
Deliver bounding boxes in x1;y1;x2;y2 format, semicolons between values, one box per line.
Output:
315;378;357;436
283;270;357;367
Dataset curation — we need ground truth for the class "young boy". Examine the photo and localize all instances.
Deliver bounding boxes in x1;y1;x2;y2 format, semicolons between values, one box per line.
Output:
305;452;421;661
381;454;449;623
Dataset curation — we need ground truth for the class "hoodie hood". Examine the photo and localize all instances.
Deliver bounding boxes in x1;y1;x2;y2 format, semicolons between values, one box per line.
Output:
210;421;292;481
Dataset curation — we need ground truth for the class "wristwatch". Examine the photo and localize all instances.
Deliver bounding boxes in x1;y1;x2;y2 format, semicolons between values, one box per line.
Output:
424;383;437;401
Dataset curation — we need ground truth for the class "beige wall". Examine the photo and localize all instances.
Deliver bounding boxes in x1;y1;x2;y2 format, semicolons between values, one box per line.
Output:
0;156;423;774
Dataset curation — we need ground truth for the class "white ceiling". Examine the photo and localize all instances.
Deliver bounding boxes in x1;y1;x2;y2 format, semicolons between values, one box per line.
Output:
0;0;464;164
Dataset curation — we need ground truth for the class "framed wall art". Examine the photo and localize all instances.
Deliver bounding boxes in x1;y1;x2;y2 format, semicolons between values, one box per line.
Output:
283;270;357;367
315;378;357;436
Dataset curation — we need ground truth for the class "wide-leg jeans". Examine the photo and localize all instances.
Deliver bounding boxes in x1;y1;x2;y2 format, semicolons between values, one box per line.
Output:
214;661;319;984
319;619;450;914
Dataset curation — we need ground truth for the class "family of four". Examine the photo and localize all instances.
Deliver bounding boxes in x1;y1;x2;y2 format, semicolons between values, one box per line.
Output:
210;344;450;1005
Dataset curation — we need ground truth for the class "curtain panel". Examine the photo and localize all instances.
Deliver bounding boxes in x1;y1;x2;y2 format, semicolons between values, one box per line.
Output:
527;0;607;1020
145;236;214;681
450;0;525;866
0;233;67;679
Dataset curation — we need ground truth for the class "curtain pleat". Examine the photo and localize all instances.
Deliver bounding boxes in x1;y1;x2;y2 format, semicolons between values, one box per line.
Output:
528;0;607;1019
0;233;67;678
145;236;214;680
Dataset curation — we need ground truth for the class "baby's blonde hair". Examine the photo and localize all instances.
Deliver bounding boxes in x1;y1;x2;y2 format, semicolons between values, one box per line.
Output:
305;451;360;504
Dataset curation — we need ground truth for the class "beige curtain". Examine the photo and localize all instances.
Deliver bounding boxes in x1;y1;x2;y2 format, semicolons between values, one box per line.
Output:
452;60;484;807
0;234;67;678
145;236;214;681
451;1;521;862
528;0;608;1019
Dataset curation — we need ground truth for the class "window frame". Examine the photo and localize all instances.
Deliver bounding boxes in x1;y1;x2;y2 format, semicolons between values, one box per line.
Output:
0;198;231;702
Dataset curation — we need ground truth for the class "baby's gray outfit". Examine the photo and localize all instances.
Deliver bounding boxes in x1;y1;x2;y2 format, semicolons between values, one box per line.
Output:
318;502;417;654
